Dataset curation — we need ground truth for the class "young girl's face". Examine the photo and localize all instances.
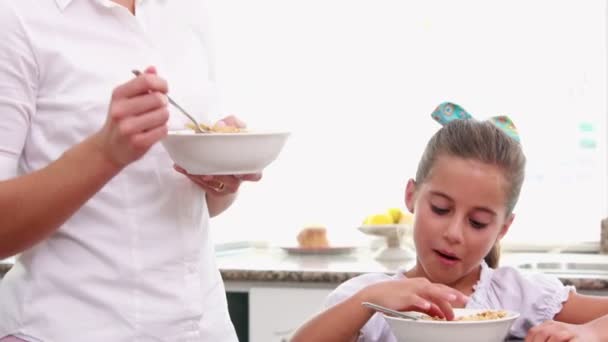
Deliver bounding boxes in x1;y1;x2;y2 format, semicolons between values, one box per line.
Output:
406;154;514;286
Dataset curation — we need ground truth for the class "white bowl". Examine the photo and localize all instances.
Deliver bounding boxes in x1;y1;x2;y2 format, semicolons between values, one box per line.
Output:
384;309;519;342
161;130;290;175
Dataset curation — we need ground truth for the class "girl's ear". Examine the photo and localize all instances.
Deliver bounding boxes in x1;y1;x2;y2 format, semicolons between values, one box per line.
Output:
405;179;417;213
497;213;515;241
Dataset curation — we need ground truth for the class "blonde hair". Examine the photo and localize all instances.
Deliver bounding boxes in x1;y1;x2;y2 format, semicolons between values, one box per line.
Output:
415;119;526;268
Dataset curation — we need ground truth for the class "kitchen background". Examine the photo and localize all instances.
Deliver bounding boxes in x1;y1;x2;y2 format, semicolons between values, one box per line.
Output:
1;2;607;341
205;0;607;250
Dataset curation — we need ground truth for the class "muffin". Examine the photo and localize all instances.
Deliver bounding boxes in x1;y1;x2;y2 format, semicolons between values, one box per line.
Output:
297;226;329;248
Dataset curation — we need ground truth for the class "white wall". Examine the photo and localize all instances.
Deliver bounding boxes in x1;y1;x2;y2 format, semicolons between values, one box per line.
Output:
204;0;607;247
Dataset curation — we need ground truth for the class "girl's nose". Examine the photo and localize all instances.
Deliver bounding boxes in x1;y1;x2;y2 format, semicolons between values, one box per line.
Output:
443;217;464;244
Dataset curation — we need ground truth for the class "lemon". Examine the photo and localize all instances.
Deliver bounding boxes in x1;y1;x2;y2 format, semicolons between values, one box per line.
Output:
367;213;394;225
387;208;403;224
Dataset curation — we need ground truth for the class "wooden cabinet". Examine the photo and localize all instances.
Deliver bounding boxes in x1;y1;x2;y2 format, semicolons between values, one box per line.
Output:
249;287;333;342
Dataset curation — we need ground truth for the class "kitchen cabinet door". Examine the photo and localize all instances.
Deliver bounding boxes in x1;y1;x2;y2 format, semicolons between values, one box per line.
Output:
249;287;332;342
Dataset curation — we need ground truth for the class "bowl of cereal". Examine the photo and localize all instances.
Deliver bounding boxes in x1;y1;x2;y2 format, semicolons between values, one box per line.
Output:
384;308;519;342
162;127;290;175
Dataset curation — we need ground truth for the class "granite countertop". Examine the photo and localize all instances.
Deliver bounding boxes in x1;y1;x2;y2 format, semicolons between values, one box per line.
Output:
215;246;608;291
2;247;608;291
218;246;407;284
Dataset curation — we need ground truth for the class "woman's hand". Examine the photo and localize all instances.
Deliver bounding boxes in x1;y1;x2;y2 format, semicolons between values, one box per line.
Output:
526;320;600;342
174;115;262;196
174;167;262;196
93;66;169;168
356;277;468;321
213;114;246;131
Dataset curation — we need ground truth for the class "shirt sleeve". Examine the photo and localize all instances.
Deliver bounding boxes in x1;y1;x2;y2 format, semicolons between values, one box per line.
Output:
481;267;575;338
0;2;38;180
323;273;397;342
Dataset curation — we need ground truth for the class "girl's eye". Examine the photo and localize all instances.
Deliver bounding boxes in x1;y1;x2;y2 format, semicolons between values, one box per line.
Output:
469;219;488;229
431;205;449;215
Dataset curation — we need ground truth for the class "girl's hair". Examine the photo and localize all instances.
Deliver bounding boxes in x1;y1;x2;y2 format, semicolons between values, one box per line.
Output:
415;119;526;268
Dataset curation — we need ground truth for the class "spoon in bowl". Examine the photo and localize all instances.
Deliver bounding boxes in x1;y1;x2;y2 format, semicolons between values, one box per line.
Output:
361;302;421;320
131;69;209;133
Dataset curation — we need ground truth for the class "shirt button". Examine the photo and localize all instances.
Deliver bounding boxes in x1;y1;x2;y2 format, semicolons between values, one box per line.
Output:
187;263;197;274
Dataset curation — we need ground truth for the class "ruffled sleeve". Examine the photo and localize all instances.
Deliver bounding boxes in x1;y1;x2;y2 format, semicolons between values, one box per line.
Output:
323;273;399;342
468;265;575;339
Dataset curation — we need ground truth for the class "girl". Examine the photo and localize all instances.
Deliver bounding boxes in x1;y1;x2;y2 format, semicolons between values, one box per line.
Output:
291;103;608;342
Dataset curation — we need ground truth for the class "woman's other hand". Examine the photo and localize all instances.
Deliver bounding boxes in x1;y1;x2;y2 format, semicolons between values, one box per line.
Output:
174;114;261;195
93;66;169;168
356;278;469;321
526;320;600;342
173;167;262;196
214;114;246;131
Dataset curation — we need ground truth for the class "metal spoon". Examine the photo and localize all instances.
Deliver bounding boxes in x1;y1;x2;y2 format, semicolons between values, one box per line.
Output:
361;302;421;320
131;69;209;133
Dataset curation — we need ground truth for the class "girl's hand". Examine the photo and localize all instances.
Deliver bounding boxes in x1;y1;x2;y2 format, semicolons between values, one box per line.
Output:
175;114;261;195
526;320;600;342
94;66;169;168
173;166;262;196
357;277;469;321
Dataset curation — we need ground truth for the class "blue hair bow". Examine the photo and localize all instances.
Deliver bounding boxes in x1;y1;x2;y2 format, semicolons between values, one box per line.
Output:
431;102;520;143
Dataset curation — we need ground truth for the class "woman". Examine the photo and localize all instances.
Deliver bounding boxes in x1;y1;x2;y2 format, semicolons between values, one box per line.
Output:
0;0;259;341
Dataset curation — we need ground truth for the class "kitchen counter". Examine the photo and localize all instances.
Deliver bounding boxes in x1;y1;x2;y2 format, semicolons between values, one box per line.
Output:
2;247;608;291
218;246;406;285
2;247;605;342
216;246;608;291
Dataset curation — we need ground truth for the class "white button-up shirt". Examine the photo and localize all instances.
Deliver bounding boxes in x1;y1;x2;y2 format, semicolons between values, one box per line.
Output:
0;0;237;341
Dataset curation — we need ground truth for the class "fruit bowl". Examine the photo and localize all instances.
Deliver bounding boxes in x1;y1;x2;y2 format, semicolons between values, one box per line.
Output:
359;209;415;261
358;224;415;261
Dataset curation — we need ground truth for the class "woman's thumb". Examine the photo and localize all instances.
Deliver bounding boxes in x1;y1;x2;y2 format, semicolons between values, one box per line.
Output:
144;66;158;74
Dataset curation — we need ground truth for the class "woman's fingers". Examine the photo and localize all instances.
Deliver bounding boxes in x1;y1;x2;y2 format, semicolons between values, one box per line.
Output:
111;92;168;120
216;115;246;129
202;177;238;193
95;66;172;167
173;168;241;195
236;173;263;182
117;106;170;136
112;71;168;100
129;124;169;151
143;65;157;74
